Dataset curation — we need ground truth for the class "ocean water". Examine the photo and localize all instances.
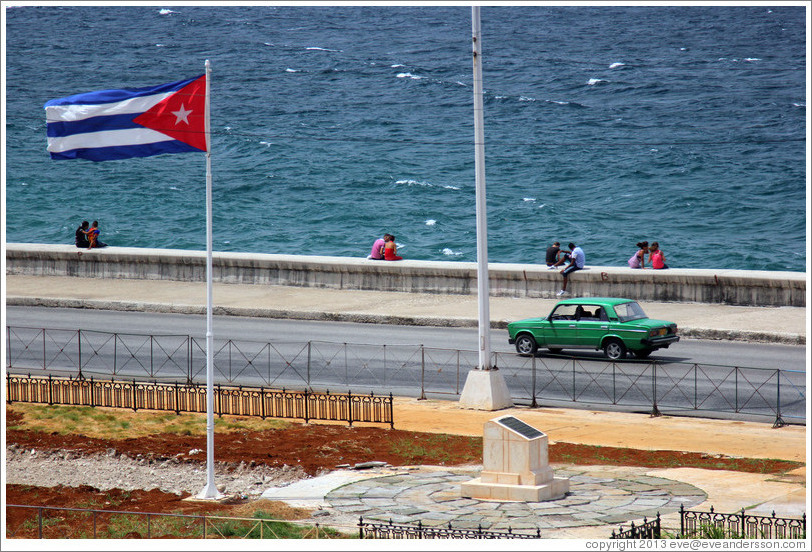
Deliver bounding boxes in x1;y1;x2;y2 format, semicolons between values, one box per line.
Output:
4;5;807;272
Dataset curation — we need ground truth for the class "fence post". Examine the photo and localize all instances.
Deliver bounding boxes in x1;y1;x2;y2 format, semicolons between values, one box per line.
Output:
78;329;82;379
571;358;576;401
43;329;47;371
347;390;353;427
419;345;426;400
132;378;138;412
89;376;95;408
38;507;43;539
216;383;222;417
650;361;661;417
303;388;309;423
6;372;11;404
773;369;785;428
679;503;685;538
358;516;364;539
174;381;181;415
48;374;53;406
735;366;739;412
530;354;538;408
6;326;11;369
740;508;746;539
306;341;311;390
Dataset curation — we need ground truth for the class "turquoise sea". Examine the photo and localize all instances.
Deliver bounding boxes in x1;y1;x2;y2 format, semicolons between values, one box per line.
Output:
4;5;807;271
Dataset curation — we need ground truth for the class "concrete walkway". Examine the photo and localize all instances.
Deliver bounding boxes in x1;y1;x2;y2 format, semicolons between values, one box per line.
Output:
4;274;809;537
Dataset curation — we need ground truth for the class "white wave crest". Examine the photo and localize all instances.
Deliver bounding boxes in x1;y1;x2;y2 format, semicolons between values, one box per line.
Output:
285;68;301;73
396;72;424;80
425;219;437;226
519;96;536;102
609;62;625;69
587;78;607;86
158;9;177;15
391;64;405;68
442;248;462;256
395;179;433;188
443;185;460;190
306;46;339;52
523;197;536;202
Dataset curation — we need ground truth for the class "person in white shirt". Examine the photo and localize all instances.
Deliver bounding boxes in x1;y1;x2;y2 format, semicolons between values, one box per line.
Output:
558;242;584;296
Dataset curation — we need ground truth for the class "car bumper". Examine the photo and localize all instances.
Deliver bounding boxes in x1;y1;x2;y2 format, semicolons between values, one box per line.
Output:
642;335;680;348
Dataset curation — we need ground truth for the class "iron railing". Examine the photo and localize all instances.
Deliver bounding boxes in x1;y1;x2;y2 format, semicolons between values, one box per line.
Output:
679;505;806;540
611;514;661;539
6;325;805;425
5;373;394;428
358;517;541;539
5;504;351;539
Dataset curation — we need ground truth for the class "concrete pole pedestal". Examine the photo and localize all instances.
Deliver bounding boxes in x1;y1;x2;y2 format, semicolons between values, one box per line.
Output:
458;369;513;411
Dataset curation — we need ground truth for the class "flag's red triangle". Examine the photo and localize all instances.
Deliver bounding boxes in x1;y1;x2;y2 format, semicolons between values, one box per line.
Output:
133;75;207;152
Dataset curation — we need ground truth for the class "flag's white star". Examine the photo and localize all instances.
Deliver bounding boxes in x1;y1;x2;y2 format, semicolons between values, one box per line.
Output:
171;104;192;125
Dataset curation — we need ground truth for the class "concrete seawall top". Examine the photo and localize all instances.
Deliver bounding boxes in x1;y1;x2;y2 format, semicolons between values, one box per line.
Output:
5;243;807;307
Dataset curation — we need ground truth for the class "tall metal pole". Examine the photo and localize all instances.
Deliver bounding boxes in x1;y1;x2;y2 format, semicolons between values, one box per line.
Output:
198;59;219;499
472;6;491;371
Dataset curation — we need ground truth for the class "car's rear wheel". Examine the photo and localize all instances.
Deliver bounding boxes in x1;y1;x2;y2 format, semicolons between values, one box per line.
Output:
603;338;627;360
515;334;538;356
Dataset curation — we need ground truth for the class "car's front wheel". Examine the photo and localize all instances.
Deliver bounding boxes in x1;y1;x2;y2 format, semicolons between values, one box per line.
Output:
515;334;538;356
603;338;627;360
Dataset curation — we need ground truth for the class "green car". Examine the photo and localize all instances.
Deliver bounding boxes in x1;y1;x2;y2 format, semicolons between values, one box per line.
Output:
507;297;679;360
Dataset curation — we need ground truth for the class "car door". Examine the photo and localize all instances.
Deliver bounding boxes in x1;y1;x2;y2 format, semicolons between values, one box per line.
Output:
545;304;582;346
574;304;611;348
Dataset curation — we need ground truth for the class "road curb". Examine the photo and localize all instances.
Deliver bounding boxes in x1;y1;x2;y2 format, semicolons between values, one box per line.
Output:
6;296;805;346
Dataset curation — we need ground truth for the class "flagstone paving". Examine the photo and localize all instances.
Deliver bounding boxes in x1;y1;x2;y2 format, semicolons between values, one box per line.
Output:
324;464;707;535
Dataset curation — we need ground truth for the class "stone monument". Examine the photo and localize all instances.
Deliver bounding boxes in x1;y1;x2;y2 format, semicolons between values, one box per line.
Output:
460;415;569;501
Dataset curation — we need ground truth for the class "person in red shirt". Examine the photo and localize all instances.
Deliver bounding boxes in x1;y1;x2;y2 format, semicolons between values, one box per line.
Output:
383;234;402;261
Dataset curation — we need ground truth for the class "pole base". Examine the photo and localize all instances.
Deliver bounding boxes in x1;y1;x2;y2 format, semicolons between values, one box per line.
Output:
458;369;513;411
196;482;225;500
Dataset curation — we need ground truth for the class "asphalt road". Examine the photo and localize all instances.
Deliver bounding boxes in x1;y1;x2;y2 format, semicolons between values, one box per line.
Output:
5;307;806;423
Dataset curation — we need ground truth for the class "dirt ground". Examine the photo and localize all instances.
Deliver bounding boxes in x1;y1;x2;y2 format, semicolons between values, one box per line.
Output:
5;407;803;539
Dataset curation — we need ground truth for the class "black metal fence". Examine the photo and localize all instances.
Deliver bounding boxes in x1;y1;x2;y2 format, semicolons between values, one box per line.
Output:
6;325;806;425
5;504;350;539
6;373;394;428
610;514;661;539
358;517;541;539
679;505;806;540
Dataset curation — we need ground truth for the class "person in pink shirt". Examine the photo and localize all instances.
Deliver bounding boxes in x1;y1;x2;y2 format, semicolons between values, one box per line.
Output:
649;242;668;269
368;234;389;260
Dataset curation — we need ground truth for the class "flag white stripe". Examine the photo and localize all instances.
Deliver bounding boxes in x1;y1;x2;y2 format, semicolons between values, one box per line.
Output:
45;92;174;123
47;128;175;153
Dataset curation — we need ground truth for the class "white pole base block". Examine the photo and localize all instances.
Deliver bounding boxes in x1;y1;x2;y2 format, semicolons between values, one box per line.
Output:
196;483;225;500
458;369;514;411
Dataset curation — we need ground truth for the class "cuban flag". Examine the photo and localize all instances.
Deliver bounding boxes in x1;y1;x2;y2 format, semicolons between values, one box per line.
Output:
44;74;207;161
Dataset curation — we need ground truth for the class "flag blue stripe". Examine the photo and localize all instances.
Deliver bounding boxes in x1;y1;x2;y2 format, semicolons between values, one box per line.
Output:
46;114;142;137
49;140;200;162
44;75;203;107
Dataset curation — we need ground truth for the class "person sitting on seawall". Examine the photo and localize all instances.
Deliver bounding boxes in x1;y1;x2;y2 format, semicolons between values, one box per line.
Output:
557;242;584;296
75;220;90;248
628;241;649;269
367;234;390;260
649;241;668;269
86;220;108;249
546;241;570;269
384;234;403;261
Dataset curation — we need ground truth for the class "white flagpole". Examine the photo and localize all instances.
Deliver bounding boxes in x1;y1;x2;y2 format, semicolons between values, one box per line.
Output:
471;6;491;371
198;58;220;499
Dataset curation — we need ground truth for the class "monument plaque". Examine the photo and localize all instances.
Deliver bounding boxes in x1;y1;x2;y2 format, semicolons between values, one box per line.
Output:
460;415;569;502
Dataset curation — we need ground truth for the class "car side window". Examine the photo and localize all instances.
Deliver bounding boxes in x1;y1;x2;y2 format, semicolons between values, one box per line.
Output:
551;304;579;321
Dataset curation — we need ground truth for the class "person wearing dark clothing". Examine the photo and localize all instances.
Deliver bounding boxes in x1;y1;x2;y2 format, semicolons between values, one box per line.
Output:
75;221;90;248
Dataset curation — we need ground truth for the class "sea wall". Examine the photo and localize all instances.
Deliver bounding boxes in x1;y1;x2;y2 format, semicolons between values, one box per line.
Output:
5;244;806;307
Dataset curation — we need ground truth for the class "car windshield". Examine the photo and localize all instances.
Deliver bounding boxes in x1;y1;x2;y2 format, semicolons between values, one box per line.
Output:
613;301;648;322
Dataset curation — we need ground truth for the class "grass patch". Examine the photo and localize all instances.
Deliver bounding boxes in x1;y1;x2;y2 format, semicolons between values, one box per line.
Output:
8;403;291;440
